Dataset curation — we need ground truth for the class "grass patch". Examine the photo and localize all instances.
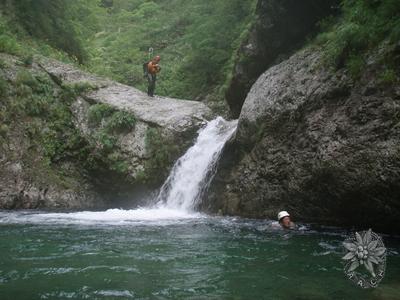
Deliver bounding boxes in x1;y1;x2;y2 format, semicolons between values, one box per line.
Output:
105;111;136;133
345;54;365;79
88;103;115;126
379;69;398;85
63;81;97;95
15;70;38;89
0;34;22;55
316;0;400;70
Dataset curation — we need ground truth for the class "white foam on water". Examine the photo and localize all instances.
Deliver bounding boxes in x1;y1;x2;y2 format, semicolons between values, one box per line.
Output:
0;208;204;225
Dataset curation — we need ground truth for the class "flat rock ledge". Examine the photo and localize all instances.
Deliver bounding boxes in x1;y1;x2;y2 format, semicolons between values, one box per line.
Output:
37;56;214;132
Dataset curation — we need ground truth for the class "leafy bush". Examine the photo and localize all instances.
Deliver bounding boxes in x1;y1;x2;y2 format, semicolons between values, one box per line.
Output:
93;130;117;151
0;34;22;55
88;103;115;126
13;71;57;116
379;69;398;85
15;70;38;89
345;54;365;79
105;110;136;133
88;102;135;133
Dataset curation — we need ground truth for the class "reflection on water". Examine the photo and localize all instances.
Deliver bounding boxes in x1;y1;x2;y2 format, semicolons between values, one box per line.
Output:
0;210;399;300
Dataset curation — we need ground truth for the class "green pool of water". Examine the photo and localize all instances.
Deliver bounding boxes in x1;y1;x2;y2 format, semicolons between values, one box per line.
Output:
0;210;399;299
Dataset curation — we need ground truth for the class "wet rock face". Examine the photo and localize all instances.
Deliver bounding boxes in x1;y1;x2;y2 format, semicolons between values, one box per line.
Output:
225;0;339;117
210;48;400;233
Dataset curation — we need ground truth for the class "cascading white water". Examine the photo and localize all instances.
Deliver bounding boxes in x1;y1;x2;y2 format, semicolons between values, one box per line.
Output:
1;117;237;225
156;116;238;211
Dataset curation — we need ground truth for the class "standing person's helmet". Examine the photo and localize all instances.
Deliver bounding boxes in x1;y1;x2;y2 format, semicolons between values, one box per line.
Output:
277;211;290;221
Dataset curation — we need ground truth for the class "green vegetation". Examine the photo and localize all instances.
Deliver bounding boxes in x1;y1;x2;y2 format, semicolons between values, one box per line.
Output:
63;81;98;97
88;103;136;132
1;0;398;102
1;0;398;190
0;3;78;63
106;111;136;133
0;19;23;55
142;127;179;182
88;103;116;126
317;0;400;75
0;33;21;55
0;62;135;187
75;0;257;101
12;0;87;63
84;102;136;177
0;0;256;102
345;54;365;79
1;67;79;164
379;69;398;85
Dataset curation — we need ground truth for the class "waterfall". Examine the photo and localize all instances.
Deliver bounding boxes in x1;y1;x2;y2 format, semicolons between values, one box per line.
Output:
4;117;238;224
156;117;238;211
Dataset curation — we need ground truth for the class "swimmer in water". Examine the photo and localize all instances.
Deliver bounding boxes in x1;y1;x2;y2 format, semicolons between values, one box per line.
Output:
277;211;296;229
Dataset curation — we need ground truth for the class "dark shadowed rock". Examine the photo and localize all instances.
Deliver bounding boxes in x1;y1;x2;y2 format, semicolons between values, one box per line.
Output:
225;0;339;117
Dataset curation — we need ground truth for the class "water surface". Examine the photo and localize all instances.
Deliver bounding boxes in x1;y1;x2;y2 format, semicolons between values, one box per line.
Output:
0;210;399;299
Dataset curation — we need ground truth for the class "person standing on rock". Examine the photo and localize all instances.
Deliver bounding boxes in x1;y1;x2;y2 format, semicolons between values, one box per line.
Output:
146;55;161;97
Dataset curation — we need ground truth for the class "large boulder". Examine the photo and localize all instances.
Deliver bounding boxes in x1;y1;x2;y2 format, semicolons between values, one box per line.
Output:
207;47;400;233
0;54;213;209
38;56;213;185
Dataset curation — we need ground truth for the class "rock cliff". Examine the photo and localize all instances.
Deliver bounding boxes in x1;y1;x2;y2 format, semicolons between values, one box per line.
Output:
225;0;338;117
207;45;400;233
0;54;212;209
